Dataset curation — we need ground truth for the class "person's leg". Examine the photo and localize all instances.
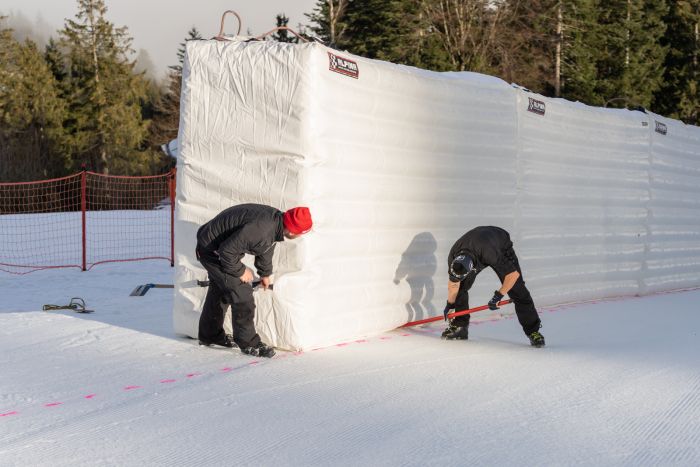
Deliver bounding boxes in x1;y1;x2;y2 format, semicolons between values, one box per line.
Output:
226;280;261;349
499;249;541;335
452;282;471;328
197;256;229;342
442;281;470;339
506;278;541;335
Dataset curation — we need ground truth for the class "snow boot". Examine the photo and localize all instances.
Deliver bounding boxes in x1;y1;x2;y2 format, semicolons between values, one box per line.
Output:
241;342;275;358
527;331;545;348
441;322;468;340
199;334;237;348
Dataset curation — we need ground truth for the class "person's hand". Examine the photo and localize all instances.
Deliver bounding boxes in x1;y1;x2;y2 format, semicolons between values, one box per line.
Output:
488;291;504;310
239;268;254;284
260;276;272;290
443;301;455;321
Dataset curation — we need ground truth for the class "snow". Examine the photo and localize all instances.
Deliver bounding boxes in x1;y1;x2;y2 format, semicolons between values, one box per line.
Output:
1;260;699;466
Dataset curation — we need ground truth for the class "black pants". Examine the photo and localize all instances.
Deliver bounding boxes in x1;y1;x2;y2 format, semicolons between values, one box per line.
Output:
197;248;261;348
453;249;541;335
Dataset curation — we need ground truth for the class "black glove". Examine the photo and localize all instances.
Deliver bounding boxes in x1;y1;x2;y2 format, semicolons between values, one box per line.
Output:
443;301;455;321
488;291;504;310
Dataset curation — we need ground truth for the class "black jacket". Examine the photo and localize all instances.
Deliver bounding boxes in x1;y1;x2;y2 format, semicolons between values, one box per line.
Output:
196;204;284;277
447;226;517;284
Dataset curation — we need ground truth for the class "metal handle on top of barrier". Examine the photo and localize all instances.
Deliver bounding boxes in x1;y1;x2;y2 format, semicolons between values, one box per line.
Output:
216;10;242;40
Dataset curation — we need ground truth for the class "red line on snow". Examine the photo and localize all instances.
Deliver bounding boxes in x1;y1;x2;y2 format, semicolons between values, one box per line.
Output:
5;287;699;422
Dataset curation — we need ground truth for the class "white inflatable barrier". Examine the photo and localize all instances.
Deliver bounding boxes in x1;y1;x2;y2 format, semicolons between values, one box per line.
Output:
173;39;700;350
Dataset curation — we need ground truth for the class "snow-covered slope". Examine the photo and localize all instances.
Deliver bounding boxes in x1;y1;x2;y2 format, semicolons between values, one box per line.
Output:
1;261;698;466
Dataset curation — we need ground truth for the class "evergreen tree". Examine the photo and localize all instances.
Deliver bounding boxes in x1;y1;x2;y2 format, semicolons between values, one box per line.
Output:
171;26;201;75
147;27;201;172
57;0;150;174
0;19;67;181
271;14;298;43
596;0;668;109
654;0;700;123
306;0;350;46
559;0;601;105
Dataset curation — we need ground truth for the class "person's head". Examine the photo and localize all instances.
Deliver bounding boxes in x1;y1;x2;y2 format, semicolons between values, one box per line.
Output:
450;253;475;281
283;206;313;239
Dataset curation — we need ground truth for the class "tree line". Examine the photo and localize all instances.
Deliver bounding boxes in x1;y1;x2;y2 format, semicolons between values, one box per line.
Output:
1;0;698;182
307;0;699;121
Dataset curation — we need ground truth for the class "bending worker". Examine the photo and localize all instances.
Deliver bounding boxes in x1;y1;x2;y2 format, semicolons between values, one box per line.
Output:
442;226;545;347
196;203;313;358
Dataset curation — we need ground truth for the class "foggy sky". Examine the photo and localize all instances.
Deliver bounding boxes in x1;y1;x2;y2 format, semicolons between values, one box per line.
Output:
1;0;318;80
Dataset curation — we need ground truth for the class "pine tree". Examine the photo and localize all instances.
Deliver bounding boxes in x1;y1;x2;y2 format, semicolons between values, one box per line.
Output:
147;27;201;172
559;0;601;105
271;14;299;43
0;19;67;181
596;0;668;109
654;0;700;123
306;0;350;46
57;0;150;174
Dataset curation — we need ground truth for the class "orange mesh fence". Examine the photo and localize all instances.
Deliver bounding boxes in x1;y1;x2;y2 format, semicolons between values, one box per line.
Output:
0;170;176;274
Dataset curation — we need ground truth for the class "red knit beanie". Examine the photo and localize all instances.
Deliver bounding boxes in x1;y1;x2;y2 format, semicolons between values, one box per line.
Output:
283;207;313;235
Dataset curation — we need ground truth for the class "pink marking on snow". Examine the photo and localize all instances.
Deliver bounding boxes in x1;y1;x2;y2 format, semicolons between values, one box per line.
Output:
379;336;392;340
1;411;18;417
249;361;260;365
219;367;232;373
160;379;177;383
293;351;303;356
44;402;62;407
186;373;201;378
336;342;349;347
123;385;141;391
400;333;411;337
355;339;368;343
84;394;97;399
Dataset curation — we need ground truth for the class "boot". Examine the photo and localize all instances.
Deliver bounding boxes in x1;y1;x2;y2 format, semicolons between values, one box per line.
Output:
527;330;545;348
199;334;237;348
441;321;468;340
241;342;275;358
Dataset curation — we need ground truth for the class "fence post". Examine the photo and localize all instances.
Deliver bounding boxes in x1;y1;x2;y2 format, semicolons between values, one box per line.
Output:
81;170;87;271
169;168;176;267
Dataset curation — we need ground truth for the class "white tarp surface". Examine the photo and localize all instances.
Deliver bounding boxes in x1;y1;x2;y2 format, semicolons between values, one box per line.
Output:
174;39;700;350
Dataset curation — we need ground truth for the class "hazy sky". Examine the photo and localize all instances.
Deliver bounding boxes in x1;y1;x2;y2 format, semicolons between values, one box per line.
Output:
1;0;319;79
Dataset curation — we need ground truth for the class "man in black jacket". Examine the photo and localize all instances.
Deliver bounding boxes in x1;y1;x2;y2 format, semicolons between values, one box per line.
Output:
196;204;313;358
442;226;545;347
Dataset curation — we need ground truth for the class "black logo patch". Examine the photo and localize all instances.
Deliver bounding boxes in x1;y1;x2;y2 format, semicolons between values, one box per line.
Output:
527;97;546;116
655;121;667;135
328;52;359;79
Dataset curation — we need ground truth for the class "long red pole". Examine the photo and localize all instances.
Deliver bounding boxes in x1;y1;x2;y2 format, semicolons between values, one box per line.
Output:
400;300;512;328
80;170;87;271
169;168;176;267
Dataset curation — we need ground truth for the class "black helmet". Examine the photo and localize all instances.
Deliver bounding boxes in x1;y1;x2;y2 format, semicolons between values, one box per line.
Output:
450;254;475;281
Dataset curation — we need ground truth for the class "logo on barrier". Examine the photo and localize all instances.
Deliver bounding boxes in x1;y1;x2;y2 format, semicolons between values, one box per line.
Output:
655;121;667;135
527;97;546;116
328;52;359;79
